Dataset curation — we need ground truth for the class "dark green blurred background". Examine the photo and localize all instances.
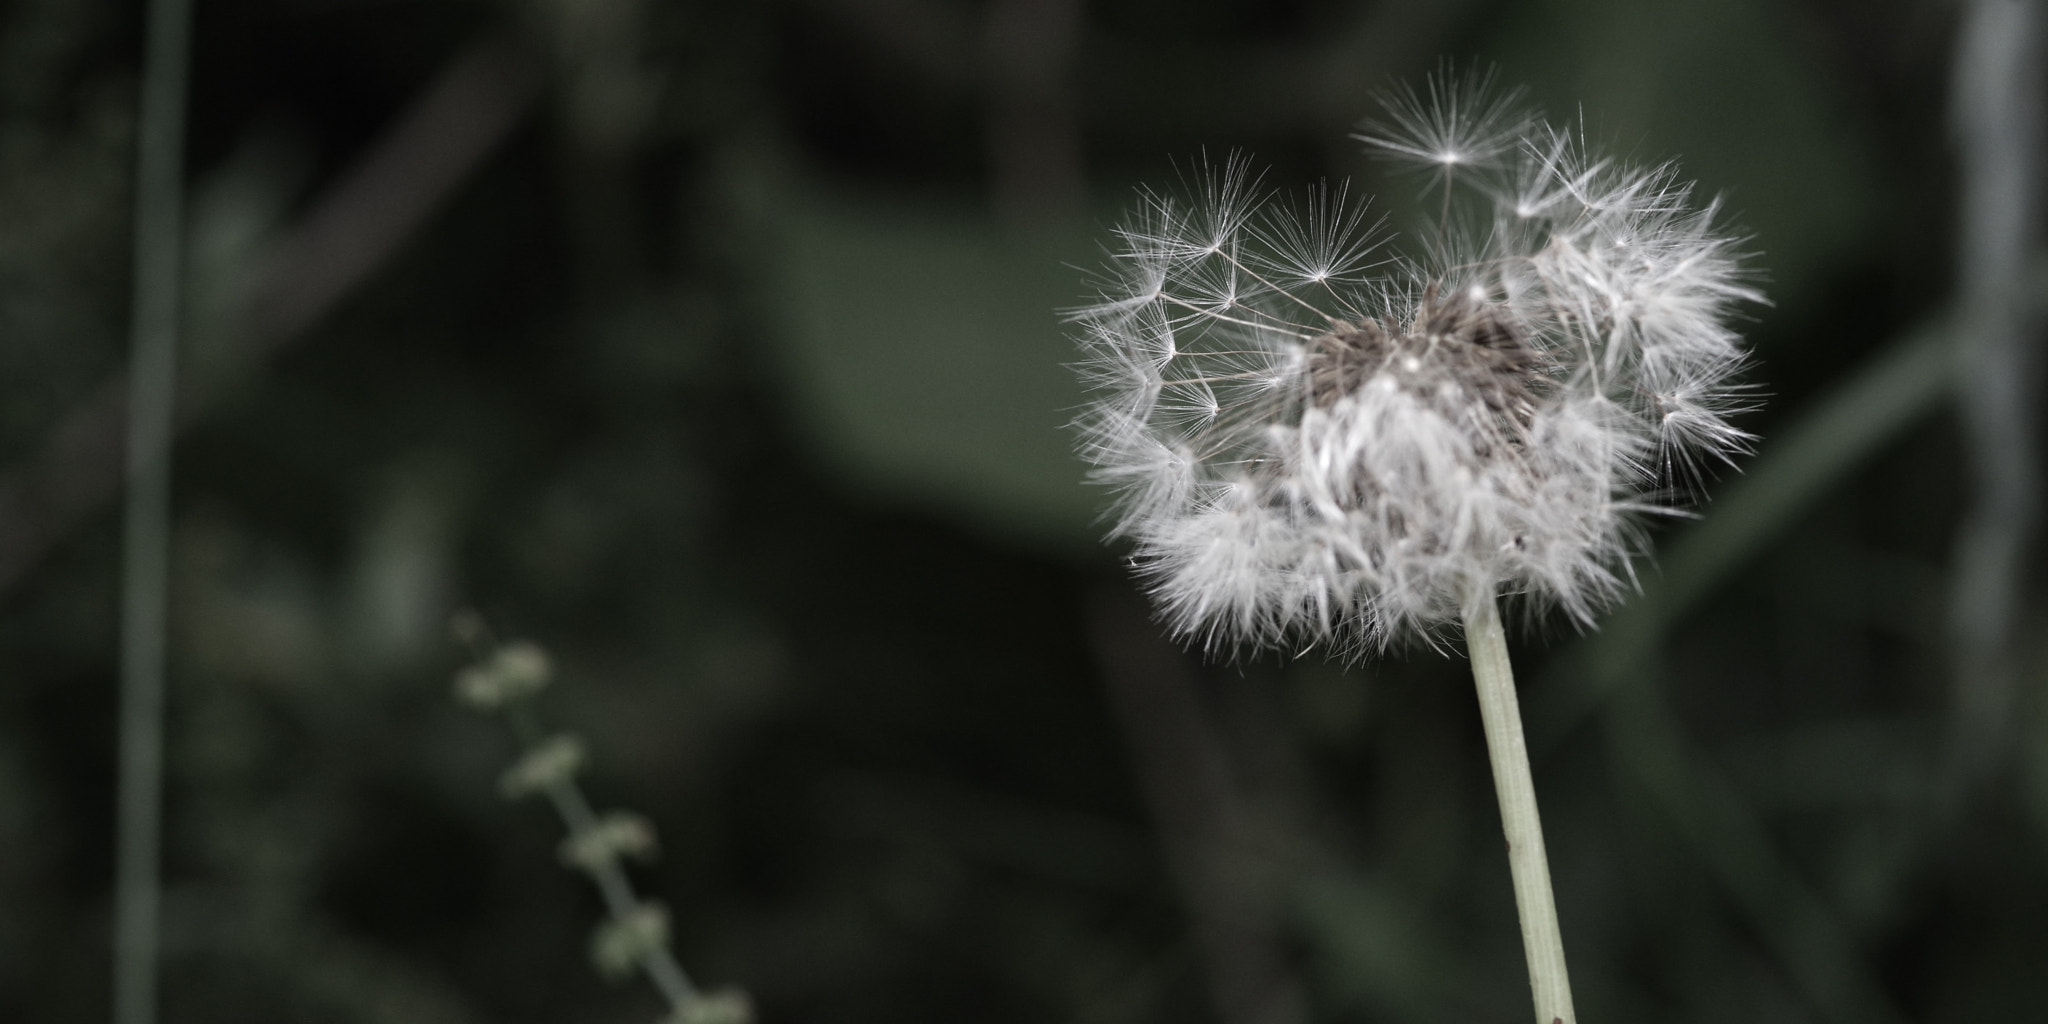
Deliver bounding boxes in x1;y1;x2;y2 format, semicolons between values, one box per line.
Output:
3;0;2041;1021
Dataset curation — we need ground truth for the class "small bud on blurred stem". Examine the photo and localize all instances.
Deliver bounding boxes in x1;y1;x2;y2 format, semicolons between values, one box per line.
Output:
561;811;660;872
499;734;586;799
454;639;554;708
591;902;671;980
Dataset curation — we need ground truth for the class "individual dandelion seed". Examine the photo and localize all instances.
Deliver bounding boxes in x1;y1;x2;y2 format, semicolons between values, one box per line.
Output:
1355;63;1533;228
1066;70;1760;1024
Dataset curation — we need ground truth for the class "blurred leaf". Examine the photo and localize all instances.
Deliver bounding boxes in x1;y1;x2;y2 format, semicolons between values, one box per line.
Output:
768;187;1104;551
1486;0;1879;304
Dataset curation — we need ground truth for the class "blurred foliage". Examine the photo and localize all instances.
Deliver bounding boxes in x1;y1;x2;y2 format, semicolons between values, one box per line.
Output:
769;195;1101;549
2;0;2043;1023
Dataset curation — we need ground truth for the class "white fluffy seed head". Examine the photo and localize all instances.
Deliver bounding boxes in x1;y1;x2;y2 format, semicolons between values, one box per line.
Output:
1068;73;1762;658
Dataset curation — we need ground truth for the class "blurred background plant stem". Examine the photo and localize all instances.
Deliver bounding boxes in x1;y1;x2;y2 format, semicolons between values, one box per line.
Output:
1946;0;2043;788
113;0;191;1019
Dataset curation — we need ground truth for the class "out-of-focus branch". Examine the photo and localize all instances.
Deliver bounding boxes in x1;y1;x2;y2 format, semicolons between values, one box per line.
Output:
1086;587;1307;1024
0;37;544;597
240;39;544;348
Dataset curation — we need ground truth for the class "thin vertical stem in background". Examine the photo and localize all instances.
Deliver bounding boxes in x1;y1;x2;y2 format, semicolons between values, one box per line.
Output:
1463;587;1574;1024
115;0;192;1019
1948;0;2043;780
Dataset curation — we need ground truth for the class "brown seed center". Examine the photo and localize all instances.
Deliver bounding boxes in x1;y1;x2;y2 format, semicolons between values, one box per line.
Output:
1305;287;1543;436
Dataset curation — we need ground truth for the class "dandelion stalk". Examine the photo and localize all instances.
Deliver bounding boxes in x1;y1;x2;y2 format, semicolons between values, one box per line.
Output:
1463;586;1573;1024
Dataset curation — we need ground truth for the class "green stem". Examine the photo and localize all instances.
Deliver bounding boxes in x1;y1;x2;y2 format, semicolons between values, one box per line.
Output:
537;773;702;1009
1463;585;1575;1024
116;0;191;1021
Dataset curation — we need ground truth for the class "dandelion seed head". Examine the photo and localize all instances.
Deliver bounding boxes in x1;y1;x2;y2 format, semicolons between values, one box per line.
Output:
1070;73;1760;657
